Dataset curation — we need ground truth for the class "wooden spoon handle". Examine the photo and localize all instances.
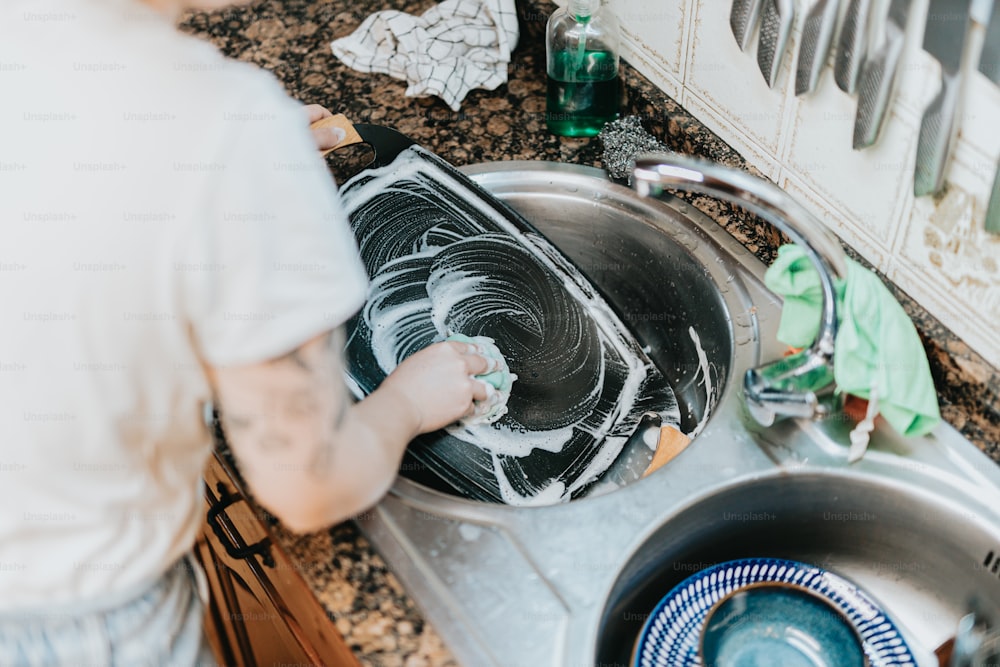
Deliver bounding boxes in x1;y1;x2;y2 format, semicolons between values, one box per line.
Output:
643;425;692;477
310;113;365;156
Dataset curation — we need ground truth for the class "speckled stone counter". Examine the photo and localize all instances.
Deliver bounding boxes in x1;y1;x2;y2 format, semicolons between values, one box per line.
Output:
180;0;1000;665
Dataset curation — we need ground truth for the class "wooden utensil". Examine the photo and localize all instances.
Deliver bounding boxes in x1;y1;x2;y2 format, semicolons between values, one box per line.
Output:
643;424;692;477
310;113;364;156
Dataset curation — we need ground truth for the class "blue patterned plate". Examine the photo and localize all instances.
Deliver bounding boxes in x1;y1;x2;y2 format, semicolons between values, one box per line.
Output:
633;558;918;667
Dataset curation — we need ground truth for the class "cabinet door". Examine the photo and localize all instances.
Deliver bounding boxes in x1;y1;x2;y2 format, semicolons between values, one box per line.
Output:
193;535;240;666
196;533;304;667
199;453;360;667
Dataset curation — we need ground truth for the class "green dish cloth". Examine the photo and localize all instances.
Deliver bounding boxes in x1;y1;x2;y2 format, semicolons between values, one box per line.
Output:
764;244;941;438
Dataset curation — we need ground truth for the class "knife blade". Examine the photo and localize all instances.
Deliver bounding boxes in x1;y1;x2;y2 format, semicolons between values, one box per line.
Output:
853;0;911;149
731;0;765;51
757;0;795;87
985;168;1000;234
981;0;1000;81
835;0;873;92
797;0;842;94
978;0;1000;234
913;0;976;196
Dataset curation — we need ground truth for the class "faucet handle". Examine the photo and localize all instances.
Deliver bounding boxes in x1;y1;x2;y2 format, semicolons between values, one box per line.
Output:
744;348;837;424
744;384;819;426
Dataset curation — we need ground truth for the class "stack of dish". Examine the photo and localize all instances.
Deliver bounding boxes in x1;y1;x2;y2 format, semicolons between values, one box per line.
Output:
633;558;918;667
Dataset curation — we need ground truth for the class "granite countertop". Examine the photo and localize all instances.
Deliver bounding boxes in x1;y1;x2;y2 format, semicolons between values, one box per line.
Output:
181;0;1000;665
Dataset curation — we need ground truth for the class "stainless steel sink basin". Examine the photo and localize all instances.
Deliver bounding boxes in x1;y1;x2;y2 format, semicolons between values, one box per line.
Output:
595;470;1000;665
488;166;736;438
396;160;748;500
353;161;1000;667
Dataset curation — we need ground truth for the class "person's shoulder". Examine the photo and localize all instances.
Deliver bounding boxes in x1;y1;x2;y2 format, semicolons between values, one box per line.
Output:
4;0;299;123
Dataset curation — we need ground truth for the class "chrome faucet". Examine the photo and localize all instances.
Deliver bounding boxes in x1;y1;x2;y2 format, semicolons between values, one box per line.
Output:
632;153;849;426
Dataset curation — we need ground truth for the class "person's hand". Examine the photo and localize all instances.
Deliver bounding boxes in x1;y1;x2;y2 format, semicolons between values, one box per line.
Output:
304;104;346;153
378;341;494;435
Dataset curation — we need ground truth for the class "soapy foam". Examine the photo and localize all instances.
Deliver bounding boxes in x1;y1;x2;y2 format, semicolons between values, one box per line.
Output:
341;146;679;505
688;326;716;438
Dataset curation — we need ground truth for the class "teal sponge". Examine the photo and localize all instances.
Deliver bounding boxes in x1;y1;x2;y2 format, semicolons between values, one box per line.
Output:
446;333;516;424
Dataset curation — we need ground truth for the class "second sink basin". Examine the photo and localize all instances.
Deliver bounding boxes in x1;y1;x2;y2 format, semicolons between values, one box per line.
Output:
595;469;1000;665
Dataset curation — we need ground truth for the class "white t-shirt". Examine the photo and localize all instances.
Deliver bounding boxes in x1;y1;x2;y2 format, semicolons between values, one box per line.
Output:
0;0;368;610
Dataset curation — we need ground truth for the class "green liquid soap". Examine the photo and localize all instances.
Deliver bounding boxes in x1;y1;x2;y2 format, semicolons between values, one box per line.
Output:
546;49;620;137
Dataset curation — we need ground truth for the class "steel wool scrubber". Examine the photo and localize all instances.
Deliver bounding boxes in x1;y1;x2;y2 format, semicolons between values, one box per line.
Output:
598;115;669;182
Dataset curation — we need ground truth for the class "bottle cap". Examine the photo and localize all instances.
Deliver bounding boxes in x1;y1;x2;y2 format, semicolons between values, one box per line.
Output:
568;0;598;19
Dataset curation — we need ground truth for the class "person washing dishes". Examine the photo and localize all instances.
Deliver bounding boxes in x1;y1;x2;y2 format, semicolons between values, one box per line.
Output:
0;0;502;663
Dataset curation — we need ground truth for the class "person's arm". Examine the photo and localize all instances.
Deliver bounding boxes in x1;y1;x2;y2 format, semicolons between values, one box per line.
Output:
208;332;490;533
180;80;490;532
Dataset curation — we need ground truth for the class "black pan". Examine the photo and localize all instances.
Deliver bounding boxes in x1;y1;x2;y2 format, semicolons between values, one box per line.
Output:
336;124;679;505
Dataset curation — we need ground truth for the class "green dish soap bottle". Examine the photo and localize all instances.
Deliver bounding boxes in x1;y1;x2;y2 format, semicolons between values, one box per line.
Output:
545;0;620;137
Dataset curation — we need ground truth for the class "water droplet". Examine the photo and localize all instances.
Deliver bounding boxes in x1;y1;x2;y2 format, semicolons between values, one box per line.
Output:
458;523;482;541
